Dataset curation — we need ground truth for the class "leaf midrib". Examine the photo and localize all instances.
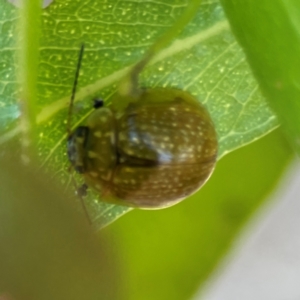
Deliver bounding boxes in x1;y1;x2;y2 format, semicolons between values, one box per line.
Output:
0;19;229;145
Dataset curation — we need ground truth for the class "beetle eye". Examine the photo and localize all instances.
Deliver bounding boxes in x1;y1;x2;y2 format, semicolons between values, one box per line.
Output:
67;126;89;174
67;134;77;167
93;98;104;109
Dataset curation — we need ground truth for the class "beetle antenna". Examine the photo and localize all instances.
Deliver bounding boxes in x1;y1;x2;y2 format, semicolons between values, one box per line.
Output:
67;44;85;136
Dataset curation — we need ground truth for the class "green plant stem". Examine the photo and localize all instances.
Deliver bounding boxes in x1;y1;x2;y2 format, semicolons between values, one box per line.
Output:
18;0;41;163
118;0;203;98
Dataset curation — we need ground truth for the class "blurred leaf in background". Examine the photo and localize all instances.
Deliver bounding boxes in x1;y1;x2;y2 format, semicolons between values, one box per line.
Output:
220;0;300;155
0;154;121;300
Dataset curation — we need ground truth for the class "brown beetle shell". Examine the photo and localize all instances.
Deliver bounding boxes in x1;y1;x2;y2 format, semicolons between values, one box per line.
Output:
68;88;218;209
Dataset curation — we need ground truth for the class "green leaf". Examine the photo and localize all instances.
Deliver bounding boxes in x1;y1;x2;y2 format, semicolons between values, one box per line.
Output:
0;0;277;228
220;0;300;154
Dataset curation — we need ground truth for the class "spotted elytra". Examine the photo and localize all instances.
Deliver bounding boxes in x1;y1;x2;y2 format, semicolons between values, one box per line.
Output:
67;46;218;209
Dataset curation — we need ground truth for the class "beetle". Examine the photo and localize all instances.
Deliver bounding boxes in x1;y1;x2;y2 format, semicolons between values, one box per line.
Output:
67;46;218;209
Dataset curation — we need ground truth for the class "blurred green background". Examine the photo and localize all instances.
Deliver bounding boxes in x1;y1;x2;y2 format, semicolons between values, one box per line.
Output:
107;128;293;300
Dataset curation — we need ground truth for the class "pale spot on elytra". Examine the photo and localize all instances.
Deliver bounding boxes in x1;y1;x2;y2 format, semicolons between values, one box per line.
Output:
94;131;102;138
89;171;98;177
88;151;97;158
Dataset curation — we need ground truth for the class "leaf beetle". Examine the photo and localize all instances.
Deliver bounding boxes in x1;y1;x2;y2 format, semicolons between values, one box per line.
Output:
67;45;218;209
